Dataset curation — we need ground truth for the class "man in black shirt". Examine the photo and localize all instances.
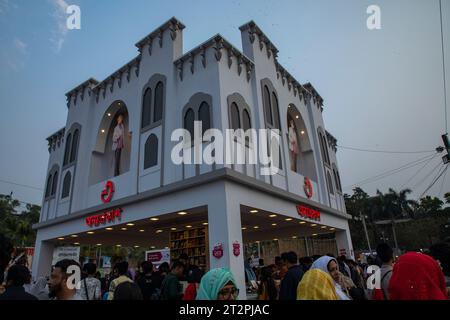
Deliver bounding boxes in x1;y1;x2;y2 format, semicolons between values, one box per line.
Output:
136;261;163;300
0;264;37;300
278;251;304;300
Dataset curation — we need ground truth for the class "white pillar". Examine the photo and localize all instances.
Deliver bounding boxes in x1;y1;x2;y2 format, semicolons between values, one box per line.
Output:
32;235;54;281
335;223;354;260
207;183;246;300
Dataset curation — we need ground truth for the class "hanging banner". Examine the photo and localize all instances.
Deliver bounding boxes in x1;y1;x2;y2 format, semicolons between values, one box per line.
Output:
52;246;80;265
145;248;170;268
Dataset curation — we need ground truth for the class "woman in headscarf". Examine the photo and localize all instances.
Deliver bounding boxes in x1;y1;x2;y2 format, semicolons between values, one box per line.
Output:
309;255;352;300
196;268;239;300
297;269;338;300
389;252;448;300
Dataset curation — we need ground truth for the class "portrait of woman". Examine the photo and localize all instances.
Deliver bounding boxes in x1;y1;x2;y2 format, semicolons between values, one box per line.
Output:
288;117;299;172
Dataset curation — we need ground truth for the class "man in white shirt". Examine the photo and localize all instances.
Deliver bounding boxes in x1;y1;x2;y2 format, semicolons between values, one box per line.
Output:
80;262;101;300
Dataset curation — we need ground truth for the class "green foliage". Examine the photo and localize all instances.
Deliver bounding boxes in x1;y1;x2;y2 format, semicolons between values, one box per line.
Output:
345;187;450;252
0;194;40;247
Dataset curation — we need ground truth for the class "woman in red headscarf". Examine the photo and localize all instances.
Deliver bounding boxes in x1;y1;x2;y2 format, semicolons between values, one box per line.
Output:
389;252;448;300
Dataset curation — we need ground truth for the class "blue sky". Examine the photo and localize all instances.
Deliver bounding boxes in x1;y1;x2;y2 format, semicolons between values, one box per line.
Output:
0;0;449;206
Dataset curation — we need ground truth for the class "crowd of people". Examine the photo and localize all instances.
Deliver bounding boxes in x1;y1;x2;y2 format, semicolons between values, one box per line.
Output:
0;242;449;300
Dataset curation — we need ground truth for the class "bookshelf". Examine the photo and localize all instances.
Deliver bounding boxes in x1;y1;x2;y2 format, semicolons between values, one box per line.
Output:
170;226;209;269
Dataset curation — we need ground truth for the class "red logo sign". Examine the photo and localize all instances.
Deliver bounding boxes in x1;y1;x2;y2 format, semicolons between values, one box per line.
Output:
146;252;163;263
86;208;122;227
233;242;240;257
101;180;115;204
213;243;224;259
296;205;320;221
303;177;313;199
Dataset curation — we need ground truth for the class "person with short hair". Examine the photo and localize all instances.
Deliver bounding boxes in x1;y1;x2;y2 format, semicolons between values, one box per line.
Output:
137;261;163;300
376;243;394;300
48;259;82;300
108;261;132;300
183;266;204;300
0;264;37;300
80;262;101;300
160;260;185;300
278;251;304;300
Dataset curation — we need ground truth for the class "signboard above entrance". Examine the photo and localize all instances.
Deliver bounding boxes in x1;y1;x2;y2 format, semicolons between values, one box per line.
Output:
296;205;321;221
85;208;122;227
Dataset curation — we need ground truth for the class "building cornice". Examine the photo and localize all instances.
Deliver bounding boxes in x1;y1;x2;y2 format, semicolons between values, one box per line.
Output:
173;34;255;82
135;17;185;53
239;20;279;59
303;82;324;109
274;61;309;102
46;127;65;153
33;168;350;230
65;78;99;108
326;130;338;152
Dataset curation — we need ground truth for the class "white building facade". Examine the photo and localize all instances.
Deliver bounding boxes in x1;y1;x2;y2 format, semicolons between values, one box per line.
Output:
33;17;353;299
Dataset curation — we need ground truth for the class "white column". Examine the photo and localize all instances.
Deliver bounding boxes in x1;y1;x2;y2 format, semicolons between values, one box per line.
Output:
335;223;354;259
207;182;246;300
32;235;54;281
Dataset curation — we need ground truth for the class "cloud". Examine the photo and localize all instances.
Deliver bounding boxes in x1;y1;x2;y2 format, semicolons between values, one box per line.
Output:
49;0;69;53
13;38;27;54
2;38;28;71
0;0;18;15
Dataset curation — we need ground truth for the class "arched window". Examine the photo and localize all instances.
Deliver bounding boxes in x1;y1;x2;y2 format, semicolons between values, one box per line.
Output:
45;174;52;198
326;171;334;195
51;171;58;196
61;171;71;199
63;133;72;166
198;102;211;135
333;168;342;192
230;102;240;130
153;82;164;123
69;129;79;163
243;109;251;131
318;131;330;165
142;88;152;128
184;108;195;141
322;135;330;164
263;86;273;126
144;134;158;169
271;92;280;130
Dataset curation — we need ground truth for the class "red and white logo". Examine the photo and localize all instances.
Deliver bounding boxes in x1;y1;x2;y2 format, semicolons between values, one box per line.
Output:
232;241;240;257
101;180;115;203
303;177;313;199
213;243;224;259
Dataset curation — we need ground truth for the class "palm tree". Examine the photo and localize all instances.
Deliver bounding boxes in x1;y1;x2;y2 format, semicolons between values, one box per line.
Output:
388;188;417;219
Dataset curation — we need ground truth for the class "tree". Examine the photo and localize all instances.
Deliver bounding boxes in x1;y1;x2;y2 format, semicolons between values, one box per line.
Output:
444;192;450;204
387;188;417;219
0;194;40;247
416;196;444;217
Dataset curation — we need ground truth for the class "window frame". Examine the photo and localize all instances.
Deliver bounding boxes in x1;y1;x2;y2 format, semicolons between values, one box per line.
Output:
143;133;159;170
